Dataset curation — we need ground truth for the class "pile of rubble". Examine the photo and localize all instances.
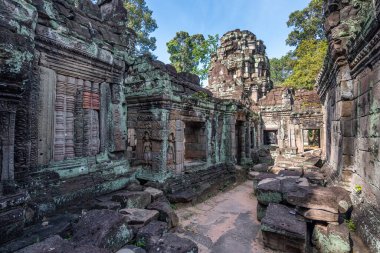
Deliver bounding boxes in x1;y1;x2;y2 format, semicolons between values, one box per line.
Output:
250;151;354;253
3;182;198;253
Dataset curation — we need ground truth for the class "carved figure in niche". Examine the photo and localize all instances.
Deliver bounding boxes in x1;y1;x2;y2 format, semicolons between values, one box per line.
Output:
143;131;152;164
167;133;175;165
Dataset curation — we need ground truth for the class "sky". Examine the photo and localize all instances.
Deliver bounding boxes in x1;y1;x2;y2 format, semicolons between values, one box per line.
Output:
146;0;309;63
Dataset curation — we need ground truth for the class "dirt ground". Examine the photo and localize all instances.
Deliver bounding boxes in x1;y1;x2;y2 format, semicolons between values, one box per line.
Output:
175;181;275;253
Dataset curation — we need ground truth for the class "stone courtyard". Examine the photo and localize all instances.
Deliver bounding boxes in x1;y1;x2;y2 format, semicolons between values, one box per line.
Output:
0;0;380;253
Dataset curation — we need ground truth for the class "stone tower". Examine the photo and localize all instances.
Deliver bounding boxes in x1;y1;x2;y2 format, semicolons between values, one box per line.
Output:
207;29;272;106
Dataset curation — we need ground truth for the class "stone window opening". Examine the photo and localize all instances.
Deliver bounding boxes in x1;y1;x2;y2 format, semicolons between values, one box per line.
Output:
184;121;207;164
264;130;278;146
303;129;320;151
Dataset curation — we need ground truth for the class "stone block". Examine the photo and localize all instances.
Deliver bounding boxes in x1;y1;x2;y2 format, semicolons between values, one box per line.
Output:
72;210;133;251
147;199;179;228
149;233;198;253
15;235;111;253
312;223;351;253
285;186;352;214
116;245;146;253
251;163;269;172
256;202;267;221
144;187;164;201
112;191;151;209
251;172;277;194
136;220;168;251
119;208;159;227
297;208;339;222
261;203;307;253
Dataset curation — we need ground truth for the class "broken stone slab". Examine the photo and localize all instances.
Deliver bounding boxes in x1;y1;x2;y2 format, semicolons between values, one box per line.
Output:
15;235;111;253
119;208;159;227
251;163;269;172
93;200;122;210
252;172;277;194
149;233;198;253
126;182;145;192
312;223;351;253
0;214;74;253
297;208;339;222
256;176;308;205
112;191;152;209
304;171;326;186
72;209;133;252
167;190;196;203
261;203;307;253
147;200;179;228
285;186;352;214
136;220;168;251
116;245;146;253
144;187;164;201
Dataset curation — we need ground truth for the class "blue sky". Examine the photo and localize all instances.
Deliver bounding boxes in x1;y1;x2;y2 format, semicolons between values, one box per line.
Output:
146;0;309;63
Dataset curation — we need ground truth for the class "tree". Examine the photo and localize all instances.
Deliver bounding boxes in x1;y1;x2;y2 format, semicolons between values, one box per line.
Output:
269;53;295;86
167;32;219;81
124;0;157;55
282;39;328;90
274;0;327;90
286;0;325;47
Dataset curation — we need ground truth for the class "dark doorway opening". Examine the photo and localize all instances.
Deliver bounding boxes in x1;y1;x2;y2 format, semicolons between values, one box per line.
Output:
264;130;278;145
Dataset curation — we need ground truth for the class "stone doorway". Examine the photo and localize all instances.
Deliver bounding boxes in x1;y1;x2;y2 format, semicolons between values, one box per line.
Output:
263;130;278;146
184;121;207;164
303;129;320;151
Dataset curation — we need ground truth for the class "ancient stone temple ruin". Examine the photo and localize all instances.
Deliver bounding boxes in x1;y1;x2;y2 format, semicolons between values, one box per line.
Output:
0;0;379;253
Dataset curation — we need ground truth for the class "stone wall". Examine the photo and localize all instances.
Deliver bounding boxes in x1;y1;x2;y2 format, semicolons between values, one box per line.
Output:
317;0;380;251
256;87;323;155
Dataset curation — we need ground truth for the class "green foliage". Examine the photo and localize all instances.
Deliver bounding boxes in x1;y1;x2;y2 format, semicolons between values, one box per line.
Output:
269;52;295;86
170;203;177;210
191;91;209;100
282;39;328;90
286;0;325;47
124;0;157;55
133;239;146;248
354;184;362;194
345;219;357;232
167;31;219;81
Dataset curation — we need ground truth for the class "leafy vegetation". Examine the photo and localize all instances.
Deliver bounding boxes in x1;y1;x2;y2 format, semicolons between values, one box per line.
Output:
191;91;210;100
124;0;158;55
282;39;328;90
270;0;327;90
167;31;219;81
345;219;357;232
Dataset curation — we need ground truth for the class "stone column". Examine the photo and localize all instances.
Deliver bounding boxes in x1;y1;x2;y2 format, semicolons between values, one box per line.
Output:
0;97;19;187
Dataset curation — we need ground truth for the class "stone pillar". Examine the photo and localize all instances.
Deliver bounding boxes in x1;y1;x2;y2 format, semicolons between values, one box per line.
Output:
175;120;184;174
37;67;56;165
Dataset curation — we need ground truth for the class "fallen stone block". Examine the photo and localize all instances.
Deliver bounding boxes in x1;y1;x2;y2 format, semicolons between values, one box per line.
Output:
256;202;267;221
304;171;326;186
256;176;307;205
112;191;152;209
312;223;351;253
93;200;122;210
297;208;339;222
116;245;146;253
252;172;277;194
261;203;307;253
72;209;133;251
147;200;179;228
15;235;111;253
149;233;198;253
251;163;269;172
144;187;164;201
285;186;352;214
119;208;159;227
167;190;196;203
136;220;168;251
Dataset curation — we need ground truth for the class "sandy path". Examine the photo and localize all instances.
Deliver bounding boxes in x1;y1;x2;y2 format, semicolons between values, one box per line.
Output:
175;181;275;253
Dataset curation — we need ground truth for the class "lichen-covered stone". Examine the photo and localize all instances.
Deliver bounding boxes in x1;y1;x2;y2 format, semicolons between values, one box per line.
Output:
72;209;133;251
112;191;152;209
312;223;351;253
